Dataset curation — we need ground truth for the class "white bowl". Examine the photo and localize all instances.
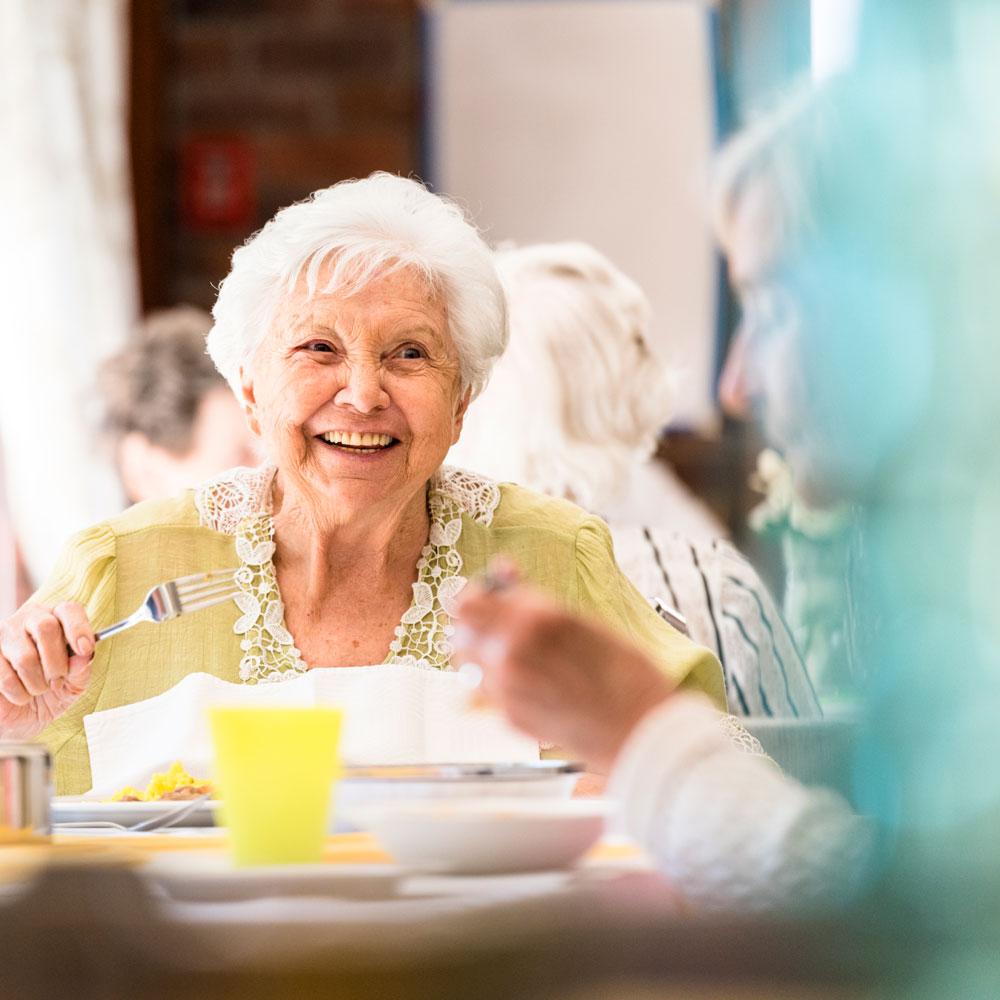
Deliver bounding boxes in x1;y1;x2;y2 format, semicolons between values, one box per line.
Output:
332;761;581;832
344;797;611;874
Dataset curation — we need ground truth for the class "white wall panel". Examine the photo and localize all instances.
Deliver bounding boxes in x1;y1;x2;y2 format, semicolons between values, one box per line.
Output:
425;0;719;426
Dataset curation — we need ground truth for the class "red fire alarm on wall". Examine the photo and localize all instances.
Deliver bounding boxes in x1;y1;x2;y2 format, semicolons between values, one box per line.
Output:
179;135;256;231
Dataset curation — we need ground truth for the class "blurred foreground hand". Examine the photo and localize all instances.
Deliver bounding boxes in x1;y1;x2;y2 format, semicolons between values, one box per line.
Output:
452;559;674;775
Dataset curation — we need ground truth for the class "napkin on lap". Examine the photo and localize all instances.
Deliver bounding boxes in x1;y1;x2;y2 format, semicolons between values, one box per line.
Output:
84;666;539;797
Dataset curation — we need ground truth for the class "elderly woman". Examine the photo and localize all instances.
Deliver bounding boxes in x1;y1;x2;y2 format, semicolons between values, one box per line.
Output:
0;173;722;794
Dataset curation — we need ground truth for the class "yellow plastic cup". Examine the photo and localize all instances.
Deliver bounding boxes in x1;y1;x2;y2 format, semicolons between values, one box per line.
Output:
209;706;343;866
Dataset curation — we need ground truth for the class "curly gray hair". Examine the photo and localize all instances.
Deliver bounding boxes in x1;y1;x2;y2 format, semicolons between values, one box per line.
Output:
208;172;508;400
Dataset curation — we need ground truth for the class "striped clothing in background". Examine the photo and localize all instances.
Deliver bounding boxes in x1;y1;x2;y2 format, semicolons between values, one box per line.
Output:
610;525;822;719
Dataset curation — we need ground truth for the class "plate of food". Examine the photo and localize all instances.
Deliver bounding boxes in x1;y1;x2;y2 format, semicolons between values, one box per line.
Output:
53;760;583;831
53;762;221;828
52;797;222;829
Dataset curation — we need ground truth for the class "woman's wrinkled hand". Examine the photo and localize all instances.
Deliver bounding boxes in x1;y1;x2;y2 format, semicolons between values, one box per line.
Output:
0;602;95;740
452;559;675;774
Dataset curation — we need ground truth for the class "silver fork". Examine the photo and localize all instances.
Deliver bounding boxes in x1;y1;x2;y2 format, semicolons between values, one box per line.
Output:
94;568;241;643
53;792;214;833
128;792;214;832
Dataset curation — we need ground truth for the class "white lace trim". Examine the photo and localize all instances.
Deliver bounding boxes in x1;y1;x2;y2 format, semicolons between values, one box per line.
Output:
193;464;276;537
718;714;767;757
194;464;500;683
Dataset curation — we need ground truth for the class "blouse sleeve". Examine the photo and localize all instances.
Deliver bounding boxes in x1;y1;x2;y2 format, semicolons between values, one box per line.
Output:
572;516;727;711
609;695;874;913
32;522;119;757
31;521;118;625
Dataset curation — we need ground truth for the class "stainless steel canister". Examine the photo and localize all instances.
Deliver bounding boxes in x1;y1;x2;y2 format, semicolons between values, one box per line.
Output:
0;741;52;837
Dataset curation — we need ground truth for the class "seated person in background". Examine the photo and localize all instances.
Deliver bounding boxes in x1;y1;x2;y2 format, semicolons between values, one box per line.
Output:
449;241;819;718
0;173;723;794
450;240;723;540
453;562;871;915
99;305;262;504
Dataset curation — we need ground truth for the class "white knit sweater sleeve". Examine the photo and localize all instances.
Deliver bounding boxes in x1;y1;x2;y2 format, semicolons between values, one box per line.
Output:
607;696;874;913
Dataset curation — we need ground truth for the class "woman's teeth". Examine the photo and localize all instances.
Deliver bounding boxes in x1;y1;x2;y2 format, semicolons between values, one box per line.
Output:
320;431;394;452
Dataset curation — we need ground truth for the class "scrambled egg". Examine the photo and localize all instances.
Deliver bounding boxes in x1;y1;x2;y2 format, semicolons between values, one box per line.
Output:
110;761;214;802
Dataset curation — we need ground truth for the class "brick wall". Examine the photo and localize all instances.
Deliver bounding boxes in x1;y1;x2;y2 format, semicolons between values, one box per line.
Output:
151;0;421;308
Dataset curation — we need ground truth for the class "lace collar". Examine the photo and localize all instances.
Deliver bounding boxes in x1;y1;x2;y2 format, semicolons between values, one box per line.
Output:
194;465;501;684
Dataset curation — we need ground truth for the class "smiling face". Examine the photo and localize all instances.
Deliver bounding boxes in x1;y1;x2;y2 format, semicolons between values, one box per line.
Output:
240;265;470;521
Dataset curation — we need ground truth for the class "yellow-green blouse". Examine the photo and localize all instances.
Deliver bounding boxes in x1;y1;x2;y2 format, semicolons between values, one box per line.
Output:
36;465;725;793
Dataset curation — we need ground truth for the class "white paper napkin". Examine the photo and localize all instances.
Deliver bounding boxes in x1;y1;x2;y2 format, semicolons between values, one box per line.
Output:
84;666;539;797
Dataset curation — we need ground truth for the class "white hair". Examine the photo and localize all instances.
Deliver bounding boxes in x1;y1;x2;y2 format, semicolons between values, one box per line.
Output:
710;81;839;251
207;172;508;399
449;242;674;510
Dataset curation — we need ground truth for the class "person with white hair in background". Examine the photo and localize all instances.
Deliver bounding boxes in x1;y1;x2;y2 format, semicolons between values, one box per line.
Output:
0;172;723;794
450;241;820;719
451;240;723;540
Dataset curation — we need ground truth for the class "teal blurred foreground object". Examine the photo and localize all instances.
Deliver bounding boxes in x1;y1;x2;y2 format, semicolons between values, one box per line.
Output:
767;1;1000;994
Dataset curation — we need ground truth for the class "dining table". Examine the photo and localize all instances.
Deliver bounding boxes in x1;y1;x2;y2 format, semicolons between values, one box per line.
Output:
0;817;923;1000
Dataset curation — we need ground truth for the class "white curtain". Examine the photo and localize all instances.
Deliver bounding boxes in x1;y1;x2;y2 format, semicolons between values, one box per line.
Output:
0;0;134;589
0;442;17;616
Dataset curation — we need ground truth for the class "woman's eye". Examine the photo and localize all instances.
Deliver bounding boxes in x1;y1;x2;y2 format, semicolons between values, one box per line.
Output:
396;346;425;360
304;341;335;353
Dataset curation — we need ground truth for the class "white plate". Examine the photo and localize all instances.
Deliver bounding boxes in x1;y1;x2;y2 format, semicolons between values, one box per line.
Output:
52;796;221;828
345;797;612;875
140;851;405;902
54;762;582;832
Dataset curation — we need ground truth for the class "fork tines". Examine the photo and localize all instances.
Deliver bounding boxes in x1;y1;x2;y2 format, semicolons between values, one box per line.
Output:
169;568;241;614
92;567;243;645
